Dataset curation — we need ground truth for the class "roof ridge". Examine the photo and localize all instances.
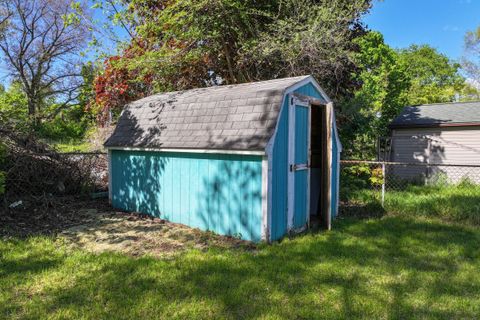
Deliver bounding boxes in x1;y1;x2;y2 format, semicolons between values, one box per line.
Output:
411;100;480;107
128;75;311;106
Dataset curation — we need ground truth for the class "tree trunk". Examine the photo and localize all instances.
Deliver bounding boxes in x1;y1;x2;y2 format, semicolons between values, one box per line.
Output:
27;98;39;127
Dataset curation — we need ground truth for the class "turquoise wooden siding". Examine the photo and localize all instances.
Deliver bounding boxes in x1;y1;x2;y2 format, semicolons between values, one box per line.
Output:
110;150;263;241
294;82;327;103
293;105;309;229
294;107;309;164
270;96;289;241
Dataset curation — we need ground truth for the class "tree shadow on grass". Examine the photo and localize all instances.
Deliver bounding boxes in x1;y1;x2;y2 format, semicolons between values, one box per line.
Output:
1;216;480;319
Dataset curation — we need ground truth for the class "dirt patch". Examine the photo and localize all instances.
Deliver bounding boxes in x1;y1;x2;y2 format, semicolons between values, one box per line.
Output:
1;197;255;256
59;209;255;257
0;196;112;238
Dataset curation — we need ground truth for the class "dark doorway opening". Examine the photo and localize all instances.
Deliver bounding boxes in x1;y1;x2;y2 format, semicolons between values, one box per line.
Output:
310;103;329;229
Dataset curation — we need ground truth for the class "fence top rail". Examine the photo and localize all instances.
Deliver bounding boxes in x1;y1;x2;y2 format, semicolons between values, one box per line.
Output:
20;151;108;157
341;160;480;168
60;152;107;156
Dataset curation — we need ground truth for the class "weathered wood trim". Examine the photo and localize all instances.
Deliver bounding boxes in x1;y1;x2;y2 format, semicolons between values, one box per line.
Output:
292;92;326;106
105;146;265;156
307;101;312;228
325;102;333;230
284;75;332;103
261;155;270;242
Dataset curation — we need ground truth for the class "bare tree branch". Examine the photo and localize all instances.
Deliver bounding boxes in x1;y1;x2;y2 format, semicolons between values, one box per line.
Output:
0;0;92;124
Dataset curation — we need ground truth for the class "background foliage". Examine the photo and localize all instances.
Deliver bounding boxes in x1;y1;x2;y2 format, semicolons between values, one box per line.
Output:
0;0;478;159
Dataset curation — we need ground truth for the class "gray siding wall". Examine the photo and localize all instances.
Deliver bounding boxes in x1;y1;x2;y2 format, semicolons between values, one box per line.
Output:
390;126;480;183
391;126;480;165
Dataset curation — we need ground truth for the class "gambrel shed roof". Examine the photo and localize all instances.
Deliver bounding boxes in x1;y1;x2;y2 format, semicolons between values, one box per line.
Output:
104;75;325;151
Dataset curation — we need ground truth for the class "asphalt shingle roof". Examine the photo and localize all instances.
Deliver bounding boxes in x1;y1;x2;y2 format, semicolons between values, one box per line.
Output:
104;75;315;151
390;101;480;128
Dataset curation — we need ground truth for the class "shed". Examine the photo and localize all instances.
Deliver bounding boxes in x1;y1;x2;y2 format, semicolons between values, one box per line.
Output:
388;101;480;182
105;75;342;242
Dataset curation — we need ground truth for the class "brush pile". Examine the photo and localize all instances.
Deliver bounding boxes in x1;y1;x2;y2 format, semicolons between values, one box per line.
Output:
0;127;107;210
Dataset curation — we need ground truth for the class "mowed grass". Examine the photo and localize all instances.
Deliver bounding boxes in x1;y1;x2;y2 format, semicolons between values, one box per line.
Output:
1;215;480;319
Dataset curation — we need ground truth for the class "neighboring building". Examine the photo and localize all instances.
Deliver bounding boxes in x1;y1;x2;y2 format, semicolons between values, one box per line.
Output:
105;76;342;242
388;101;480;183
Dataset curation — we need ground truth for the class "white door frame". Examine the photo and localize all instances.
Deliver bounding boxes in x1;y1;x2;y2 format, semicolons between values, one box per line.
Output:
287;95;311;231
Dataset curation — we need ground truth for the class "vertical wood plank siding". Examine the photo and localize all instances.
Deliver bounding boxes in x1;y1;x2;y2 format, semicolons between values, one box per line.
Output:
110;150;263;241
270;97;290;241
293;106;309;229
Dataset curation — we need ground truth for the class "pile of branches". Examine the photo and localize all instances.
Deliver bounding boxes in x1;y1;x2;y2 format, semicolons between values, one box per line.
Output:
0;127;107;205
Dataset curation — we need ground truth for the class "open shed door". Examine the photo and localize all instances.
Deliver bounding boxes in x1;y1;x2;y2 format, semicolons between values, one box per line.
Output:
287;95;334;232
310;101;333;230
322;102;333;230
287;96;311;232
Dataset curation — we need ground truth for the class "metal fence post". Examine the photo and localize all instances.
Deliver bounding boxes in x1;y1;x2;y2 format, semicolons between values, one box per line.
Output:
381;162;386;207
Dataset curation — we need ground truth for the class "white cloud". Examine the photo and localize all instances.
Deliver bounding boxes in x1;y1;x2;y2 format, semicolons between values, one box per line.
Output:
443;25;460;32
466;77;480;90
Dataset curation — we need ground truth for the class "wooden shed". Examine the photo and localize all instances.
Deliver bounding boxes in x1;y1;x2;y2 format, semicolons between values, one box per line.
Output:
105;76;342;242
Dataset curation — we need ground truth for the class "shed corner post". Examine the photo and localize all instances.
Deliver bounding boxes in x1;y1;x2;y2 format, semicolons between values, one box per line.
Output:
262;148;272;243
287;93;295;231
107;148;112;204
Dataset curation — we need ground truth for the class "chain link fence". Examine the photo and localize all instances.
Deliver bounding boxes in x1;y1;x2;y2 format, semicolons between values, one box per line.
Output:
60;152;109;192
339;160;480;217
3;152;108;200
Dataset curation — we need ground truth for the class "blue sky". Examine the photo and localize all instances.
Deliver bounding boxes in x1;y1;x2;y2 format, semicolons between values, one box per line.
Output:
363;0;480;60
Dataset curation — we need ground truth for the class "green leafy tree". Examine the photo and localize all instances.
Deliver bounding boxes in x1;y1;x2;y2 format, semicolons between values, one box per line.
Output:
93;0;374;119
340;32;409;159
341;33;475;159
0;81;28;130
0;135;5;196
37;64;98;141
398;45;466;104
461;26;480;99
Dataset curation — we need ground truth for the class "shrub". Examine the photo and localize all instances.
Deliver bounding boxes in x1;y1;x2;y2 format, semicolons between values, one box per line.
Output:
340;164;384;201
37;117;88;141
0;141;5;196
0;171;4;195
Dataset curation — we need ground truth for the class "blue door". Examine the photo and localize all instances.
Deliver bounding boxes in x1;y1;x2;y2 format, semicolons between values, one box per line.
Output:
288;99;310;230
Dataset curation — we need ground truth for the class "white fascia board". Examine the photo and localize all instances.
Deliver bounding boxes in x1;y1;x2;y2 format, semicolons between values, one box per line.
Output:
105;146;265;156
284;75;332;103
261;155;270;242
285;75;342;152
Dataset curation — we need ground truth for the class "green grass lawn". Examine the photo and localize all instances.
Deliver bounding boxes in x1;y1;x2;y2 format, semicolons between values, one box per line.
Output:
49;139;93;153
1;215;480;319
346;183;480;225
